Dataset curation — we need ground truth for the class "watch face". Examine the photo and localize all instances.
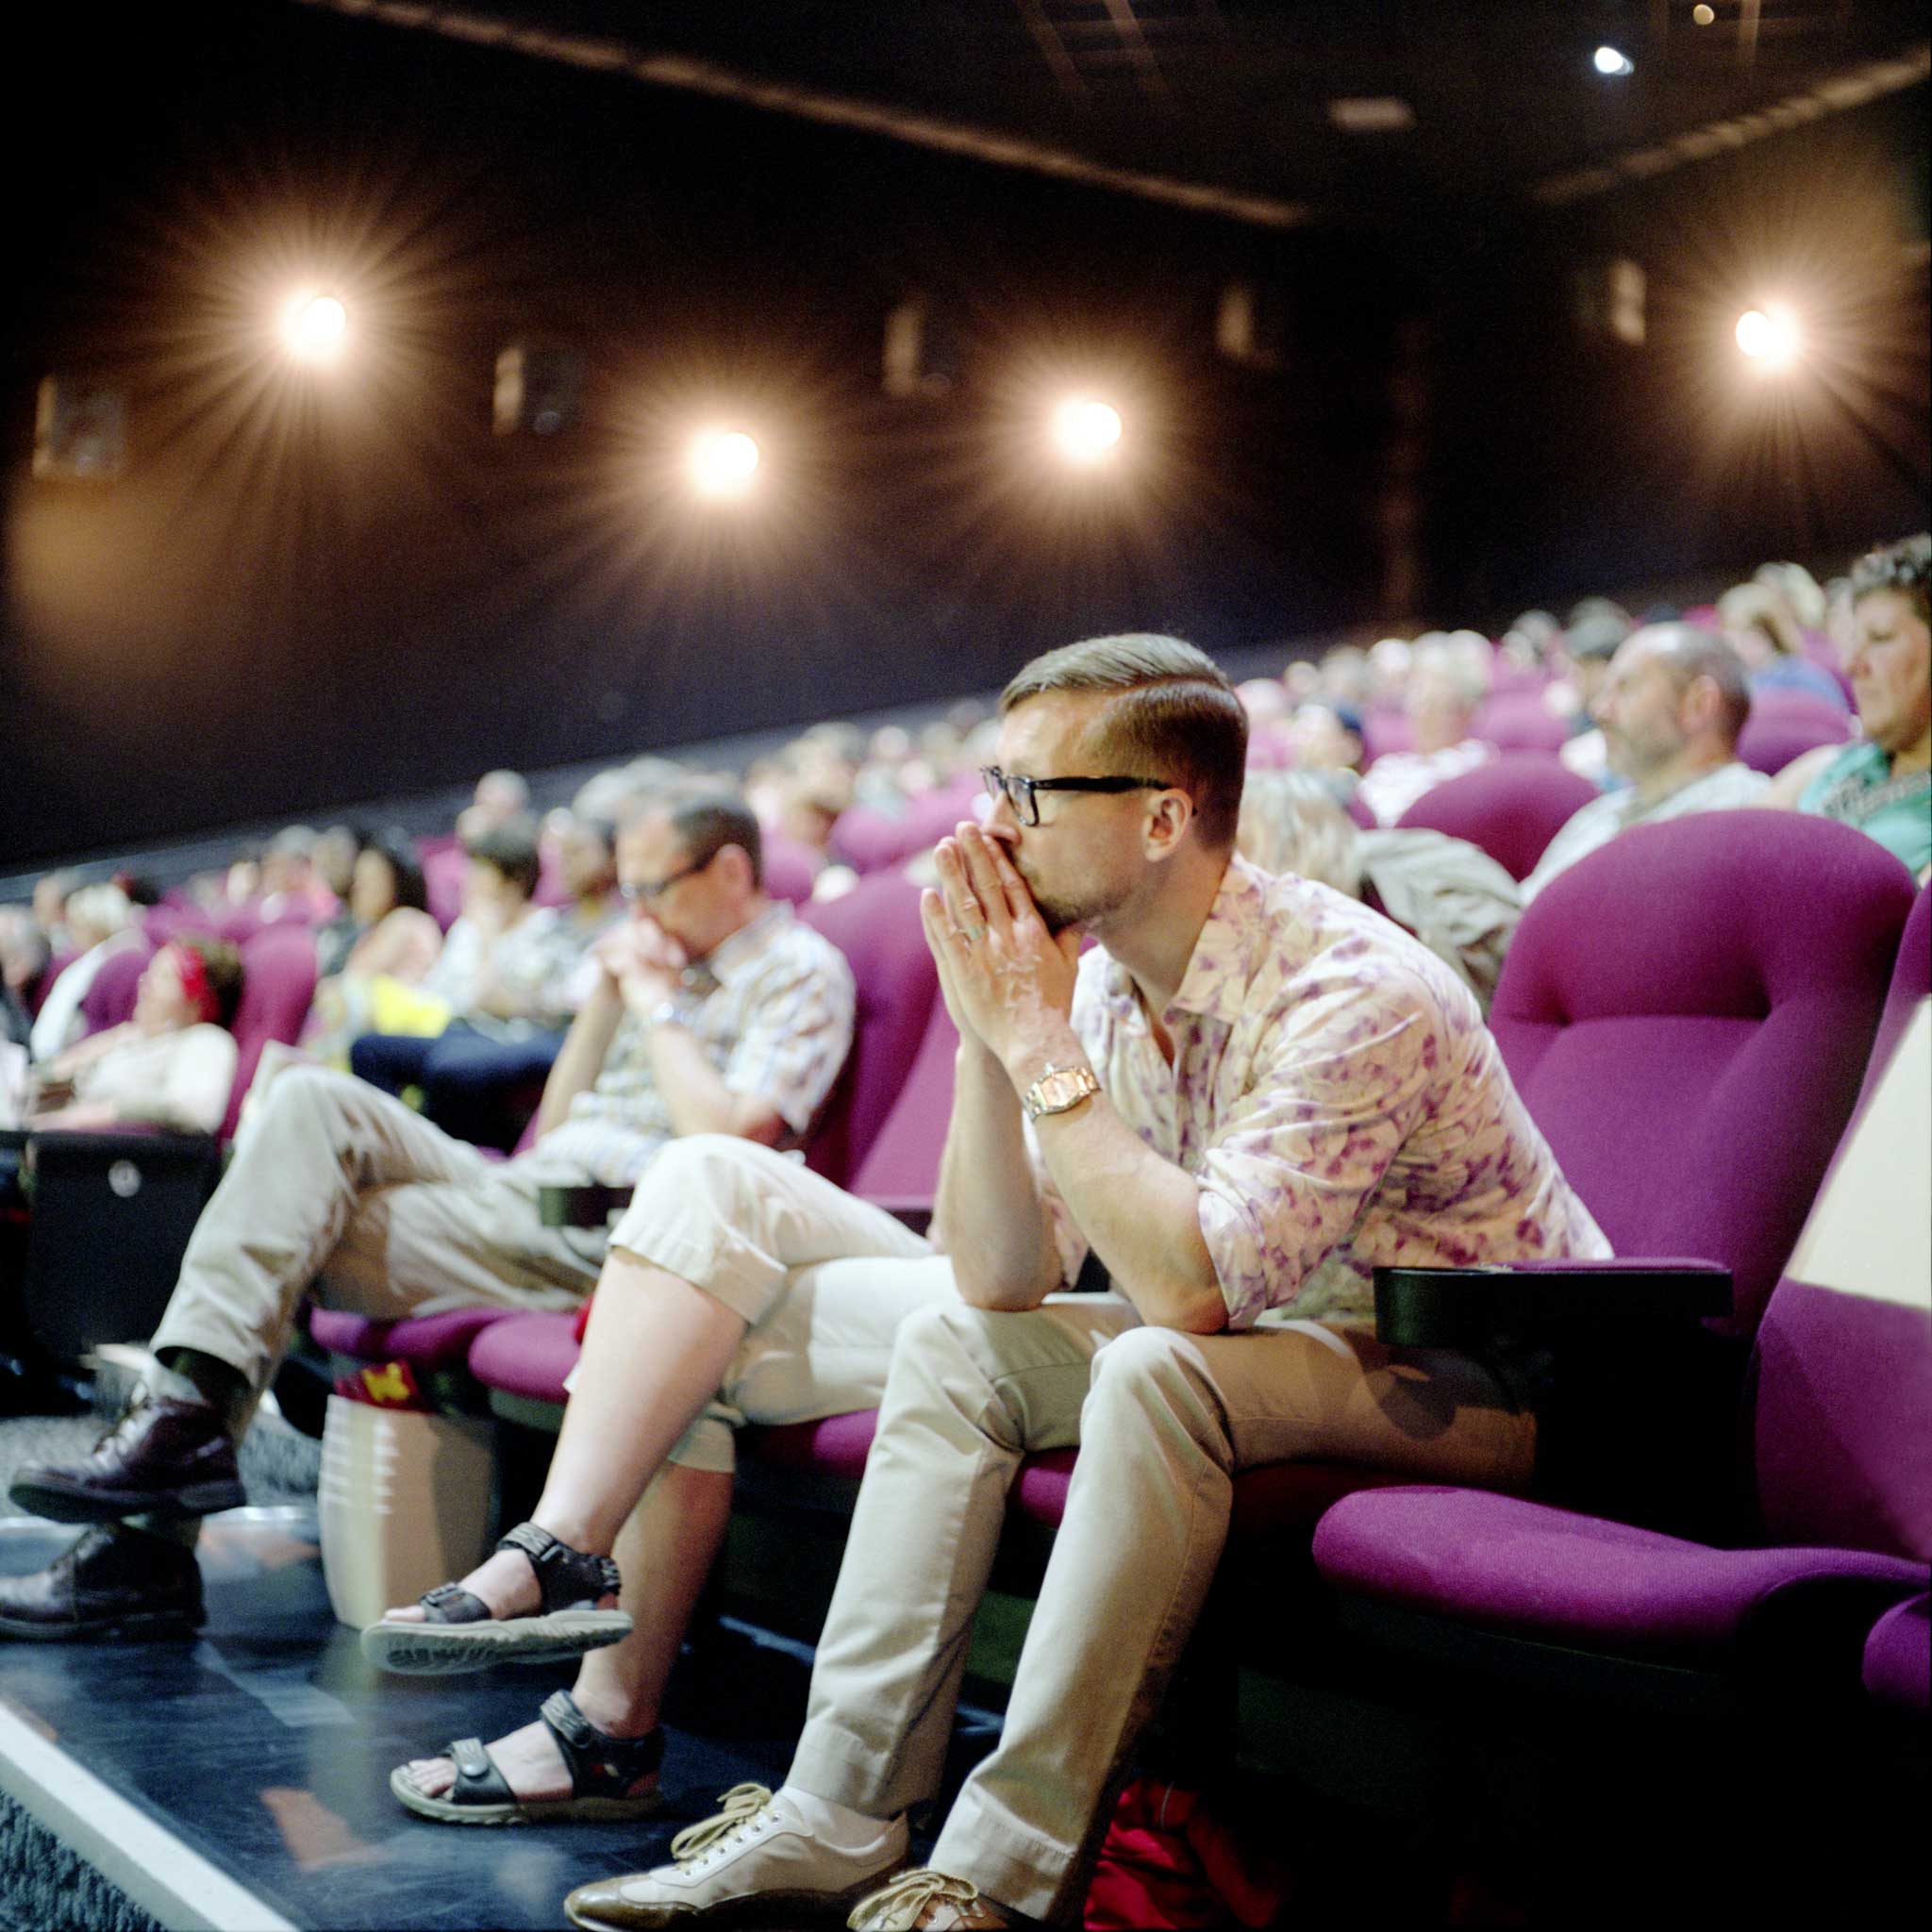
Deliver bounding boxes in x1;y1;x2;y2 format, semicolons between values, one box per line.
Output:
1030;1067;1096;1115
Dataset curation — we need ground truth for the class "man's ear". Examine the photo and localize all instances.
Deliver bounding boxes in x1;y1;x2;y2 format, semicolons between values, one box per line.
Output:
1143;788;1195;859
716;843;756;894
1681;673;1722;737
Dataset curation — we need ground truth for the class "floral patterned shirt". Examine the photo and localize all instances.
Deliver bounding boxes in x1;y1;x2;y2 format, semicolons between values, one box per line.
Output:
1037;855;1609;1328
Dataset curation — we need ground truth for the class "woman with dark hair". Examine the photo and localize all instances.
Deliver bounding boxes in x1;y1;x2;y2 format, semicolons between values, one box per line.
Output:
1767;534;1931;881
313;831;435;980
26;936;243;1137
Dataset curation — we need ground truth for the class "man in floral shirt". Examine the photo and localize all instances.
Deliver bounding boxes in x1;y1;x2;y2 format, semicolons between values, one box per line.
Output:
565;635;1607;1932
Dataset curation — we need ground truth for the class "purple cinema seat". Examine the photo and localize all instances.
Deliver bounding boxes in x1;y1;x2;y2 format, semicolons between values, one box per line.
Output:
420;840;468;932
831;774;983;875
1863;1593;1929;1716
1474;691;1570;756
1312;882;1932;1677
221;923;319;1141
308;1305;522;1401
843;993;958;1210
1737;690;1853;778
759;833;821;908
1359;710;1414;763
1394;755;1598;882
1489;812;1912;1341
797;871;942;1190
77;940;155;1037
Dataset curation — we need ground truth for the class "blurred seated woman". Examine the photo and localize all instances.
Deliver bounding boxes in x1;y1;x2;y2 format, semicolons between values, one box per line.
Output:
27;937;243;1138
1239;770;1522;1013
1764;533;1931;882
312;832;439;983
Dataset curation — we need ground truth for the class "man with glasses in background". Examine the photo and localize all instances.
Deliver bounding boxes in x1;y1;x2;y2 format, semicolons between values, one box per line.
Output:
0;786;854;1643
559;633;1606;1930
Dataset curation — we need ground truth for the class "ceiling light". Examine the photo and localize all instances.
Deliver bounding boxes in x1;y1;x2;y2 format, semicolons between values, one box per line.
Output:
1050;398;1124;466
1692;5;1715;23
1593;45;1635;76
281;292;348;363
688;428;760;497
1735;305;1802;370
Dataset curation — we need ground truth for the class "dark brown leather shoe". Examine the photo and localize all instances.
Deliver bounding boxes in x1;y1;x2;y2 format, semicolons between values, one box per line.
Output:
0;1524;205;1641
8;1395;244;1524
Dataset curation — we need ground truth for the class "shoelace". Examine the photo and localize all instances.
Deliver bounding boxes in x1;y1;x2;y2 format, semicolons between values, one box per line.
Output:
849;1868;981;1930
667;1783;774;1868
91;1391;153;1455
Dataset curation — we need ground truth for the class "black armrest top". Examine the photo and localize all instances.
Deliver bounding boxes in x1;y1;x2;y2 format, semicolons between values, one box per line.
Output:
1374;1262;1732;1350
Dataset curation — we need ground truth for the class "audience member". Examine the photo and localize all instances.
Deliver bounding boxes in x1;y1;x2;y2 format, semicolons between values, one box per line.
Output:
1766;533;1931;881
257;826;340;923
1286;698;1367;798
0;788;856;1641
26;883;143;1062
311;832;438;983
1523;625;1765;903
25;938;243;1138
1718;580;1849;708
1239;770;1521;1010
347;819;593;1144
310;825;359;909
30;871;78;957
1356;644;1494;824
0;910;51;1050
548;634;1604;1932
1554;608;1635;786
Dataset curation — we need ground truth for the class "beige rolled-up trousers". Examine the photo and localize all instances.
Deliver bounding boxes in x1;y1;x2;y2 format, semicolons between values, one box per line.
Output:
151;1066;602;1393
790;1297;1537;1924
605;1135;956;1474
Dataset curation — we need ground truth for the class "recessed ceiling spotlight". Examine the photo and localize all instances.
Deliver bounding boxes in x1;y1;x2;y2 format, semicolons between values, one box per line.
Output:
1692;5;1715;23
1328;97;1415;132
1593;45;1635;76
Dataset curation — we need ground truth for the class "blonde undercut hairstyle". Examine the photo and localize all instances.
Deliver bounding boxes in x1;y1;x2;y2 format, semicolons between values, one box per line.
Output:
999;633;1247;849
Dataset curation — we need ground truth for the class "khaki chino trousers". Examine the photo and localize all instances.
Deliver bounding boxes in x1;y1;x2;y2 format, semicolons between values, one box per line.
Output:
787;1291;1537;1924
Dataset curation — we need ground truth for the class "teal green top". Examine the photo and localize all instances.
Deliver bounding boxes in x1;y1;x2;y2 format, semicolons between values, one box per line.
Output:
1798;740;1932;876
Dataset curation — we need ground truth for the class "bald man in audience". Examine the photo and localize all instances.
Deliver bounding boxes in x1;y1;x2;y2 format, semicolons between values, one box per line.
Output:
1522;625;1766;903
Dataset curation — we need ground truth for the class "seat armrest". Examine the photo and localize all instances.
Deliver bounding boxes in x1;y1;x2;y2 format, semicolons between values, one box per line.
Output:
1374;1260;1732;1350
539;1183;632;1229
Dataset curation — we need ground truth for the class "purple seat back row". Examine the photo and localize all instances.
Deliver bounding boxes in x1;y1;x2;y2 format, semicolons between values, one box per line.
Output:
1490;813;1913;1339
1735;690;1853;779
1394;755;1597;882
796;871;943;1191
831;774;983;874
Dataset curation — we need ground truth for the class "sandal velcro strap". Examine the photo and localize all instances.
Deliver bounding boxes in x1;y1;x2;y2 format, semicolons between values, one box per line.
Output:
496;1523;622;1614
448;1736;517;1807
416;1581;492;1625
538;1690;664;1798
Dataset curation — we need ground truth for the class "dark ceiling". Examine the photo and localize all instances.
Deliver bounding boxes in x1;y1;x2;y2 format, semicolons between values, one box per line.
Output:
294;0;1929;229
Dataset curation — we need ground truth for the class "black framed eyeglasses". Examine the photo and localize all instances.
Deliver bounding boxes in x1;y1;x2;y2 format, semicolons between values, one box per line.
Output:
979;766;1174;828
620;851;716;903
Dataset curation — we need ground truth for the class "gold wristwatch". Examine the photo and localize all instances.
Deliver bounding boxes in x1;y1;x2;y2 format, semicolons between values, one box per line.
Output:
1022;1063;1100;1122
